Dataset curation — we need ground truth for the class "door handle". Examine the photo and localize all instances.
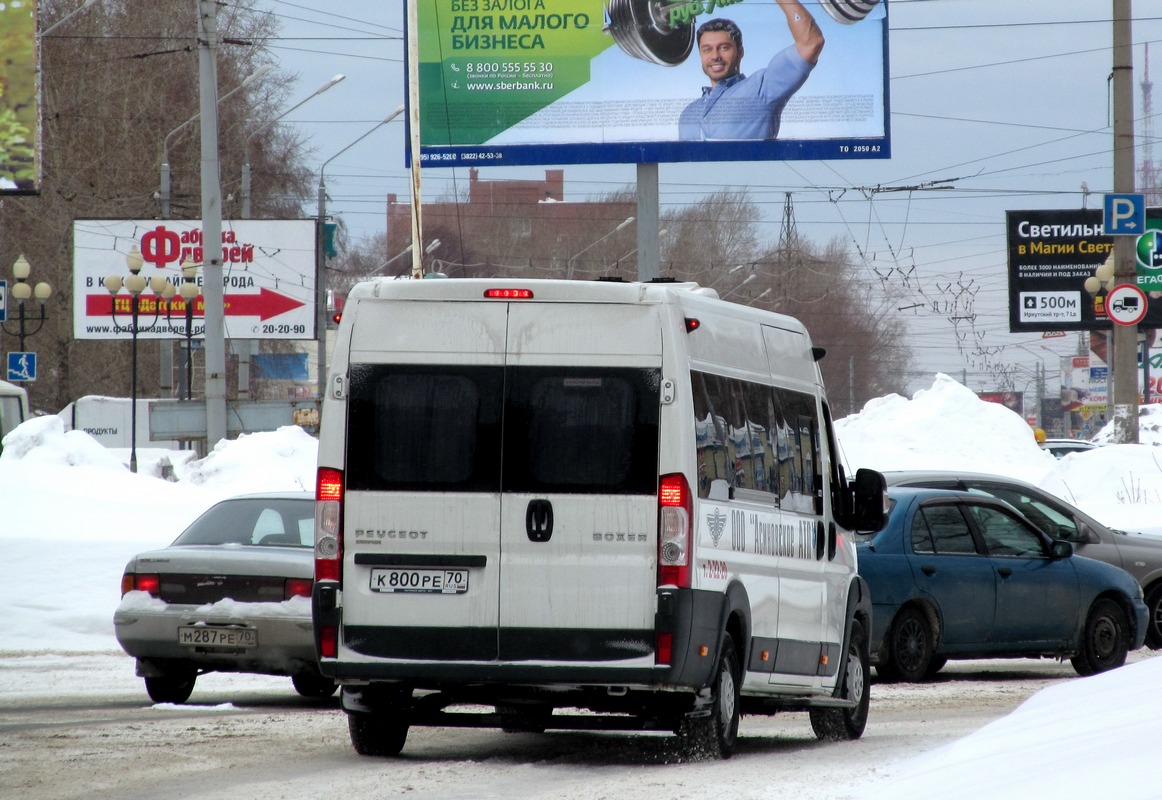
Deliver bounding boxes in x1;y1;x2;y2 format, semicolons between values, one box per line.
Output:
920;565;936;576
526;499;554;543
997;567;1013;578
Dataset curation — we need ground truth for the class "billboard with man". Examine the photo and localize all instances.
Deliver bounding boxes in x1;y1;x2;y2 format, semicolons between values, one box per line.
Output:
413;0;890;166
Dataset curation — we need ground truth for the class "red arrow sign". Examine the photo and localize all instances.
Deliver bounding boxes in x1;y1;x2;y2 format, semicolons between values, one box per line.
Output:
86;287;305;322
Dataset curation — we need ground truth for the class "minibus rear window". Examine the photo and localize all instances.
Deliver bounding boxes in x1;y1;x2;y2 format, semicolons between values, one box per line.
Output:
344;364;659;495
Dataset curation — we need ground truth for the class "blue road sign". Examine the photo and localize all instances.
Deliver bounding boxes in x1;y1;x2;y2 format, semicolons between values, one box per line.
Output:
0;280;7;322
1104;193;1146;235
7;352;36;382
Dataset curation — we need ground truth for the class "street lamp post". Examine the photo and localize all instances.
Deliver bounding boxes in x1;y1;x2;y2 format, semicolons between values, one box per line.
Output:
159;64;272;217
104;247;175;473
164;257;201;401
720;273;758;300
242;74;346;219
370;238;442;279
2;255;53;358
316;106;406;399
565;216;635;279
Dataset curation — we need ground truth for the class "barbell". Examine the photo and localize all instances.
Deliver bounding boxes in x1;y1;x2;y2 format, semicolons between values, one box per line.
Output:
605;0;881;65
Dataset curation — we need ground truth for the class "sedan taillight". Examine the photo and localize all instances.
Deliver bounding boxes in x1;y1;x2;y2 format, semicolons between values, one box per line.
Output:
123;573;160;597
284;578;313;600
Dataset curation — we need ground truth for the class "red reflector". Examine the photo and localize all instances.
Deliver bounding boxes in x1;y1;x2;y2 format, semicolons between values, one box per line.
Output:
659;475;686;507
285;578;313;600
320;626;337;659
316;560;340;582
317;467;343;501
484;288;533;299
656;632;673;665
684;318;700;332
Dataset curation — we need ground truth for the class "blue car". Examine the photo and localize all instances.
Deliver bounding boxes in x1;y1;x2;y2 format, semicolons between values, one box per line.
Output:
857;488;1147;682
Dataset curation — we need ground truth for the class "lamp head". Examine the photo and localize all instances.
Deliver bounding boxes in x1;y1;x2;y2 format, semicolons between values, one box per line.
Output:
12;254;30;281
126;246;144;275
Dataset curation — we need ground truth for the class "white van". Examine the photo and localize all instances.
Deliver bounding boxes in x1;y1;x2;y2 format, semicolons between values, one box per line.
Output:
313;278;886;760
0;379;30;451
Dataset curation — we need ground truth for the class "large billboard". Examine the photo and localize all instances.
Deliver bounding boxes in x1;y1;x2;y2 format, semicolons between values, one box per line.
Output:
413;0;890;167
1007;208;1162;333
0;0;39;192
73;220;317;341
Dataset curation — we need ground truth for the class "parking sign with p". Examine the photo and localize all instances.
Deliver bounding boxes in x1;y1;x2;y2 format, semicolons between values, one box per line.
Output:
1104;193;1145;236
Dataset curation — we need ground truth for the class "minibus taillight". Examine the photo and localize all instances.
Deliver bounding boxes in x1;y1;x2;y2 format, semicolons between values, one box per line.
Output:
315;467;344;582
658;473;692;588
484;288;533;299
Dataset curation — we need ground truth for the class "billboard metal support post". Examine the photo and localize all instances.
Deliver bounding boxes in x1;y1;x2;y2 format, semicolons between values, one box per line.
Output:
636;163;660;282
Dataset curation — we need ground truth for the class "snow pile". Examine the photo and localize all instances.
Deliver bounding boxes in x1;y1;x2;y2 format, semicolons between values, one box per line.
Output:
835;373;1057;481
836;373;1162;537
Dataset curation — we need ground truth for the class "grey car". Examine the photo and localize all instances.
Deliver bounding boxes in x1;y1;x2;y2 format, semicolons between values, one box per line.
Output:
882;470;1162;650
113;492;334;703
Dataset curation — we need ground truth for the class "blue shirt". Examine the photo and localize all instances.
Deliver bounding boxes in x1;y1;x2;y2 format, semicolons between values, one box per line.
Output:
678;45;815;140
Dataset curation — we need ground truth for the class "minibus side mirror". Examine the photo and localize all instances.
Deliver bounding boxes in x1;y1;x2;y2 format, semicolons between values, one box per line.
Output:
848;468;888;533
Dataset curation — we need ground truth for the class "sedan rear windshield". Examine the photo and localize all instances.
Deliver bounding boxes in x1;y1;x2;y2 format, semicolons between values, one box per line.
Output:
173;498;315;547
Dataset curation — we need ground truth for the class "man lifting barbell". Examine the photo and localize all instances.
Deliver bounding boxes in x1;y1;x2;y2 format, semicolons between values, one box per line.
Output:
678;0;824;140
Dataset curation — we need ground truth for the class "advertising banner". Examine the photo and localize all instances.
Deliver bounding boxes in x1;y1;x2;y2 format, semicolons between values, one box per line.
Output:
414;0;890;167
72;220;317;341
0;0;39;192
1007;208;1162;333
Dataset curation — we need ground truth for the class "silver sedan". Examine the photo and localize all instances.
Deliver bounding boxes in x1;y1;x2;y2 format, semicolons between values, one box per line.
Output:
113;492;333;703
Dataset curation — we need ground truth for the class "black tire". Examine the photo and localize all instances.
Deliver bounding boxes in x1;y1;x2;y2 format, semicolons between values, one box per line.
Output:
1144;584;1162;650
926;656;948;676
810;618;870;741
348;710;409;757
882;606;934;683
677;632;741;760
144;672;196;704
292;672;338;699
1071;598;1130;676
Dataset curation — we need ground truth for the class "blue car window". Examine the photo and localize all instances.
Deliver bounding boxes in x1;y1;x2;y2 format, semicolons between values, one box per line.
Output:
910;512;935;553
916;505;977;555
967;505;1046;557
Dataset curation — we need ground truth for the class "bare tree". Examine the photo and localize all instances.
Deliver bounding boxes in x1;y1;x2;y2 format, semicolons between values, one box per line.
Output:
1;0;313;413
753;237;911;416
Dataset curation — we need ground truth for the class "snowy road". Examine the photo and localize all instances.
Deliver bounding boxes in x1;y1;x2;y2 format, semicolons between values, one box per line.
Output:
2;650;1131;800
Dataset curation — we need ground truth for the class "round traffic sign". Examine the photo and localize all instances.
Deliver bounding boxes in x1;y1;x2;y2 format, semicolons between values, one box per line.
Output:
1105;283;1148;326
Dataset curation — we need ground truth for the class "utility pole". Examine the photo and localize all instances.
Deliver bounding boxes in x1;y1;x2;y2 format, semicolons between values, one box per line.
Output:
1111;0;1139;443
197;0;227;448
